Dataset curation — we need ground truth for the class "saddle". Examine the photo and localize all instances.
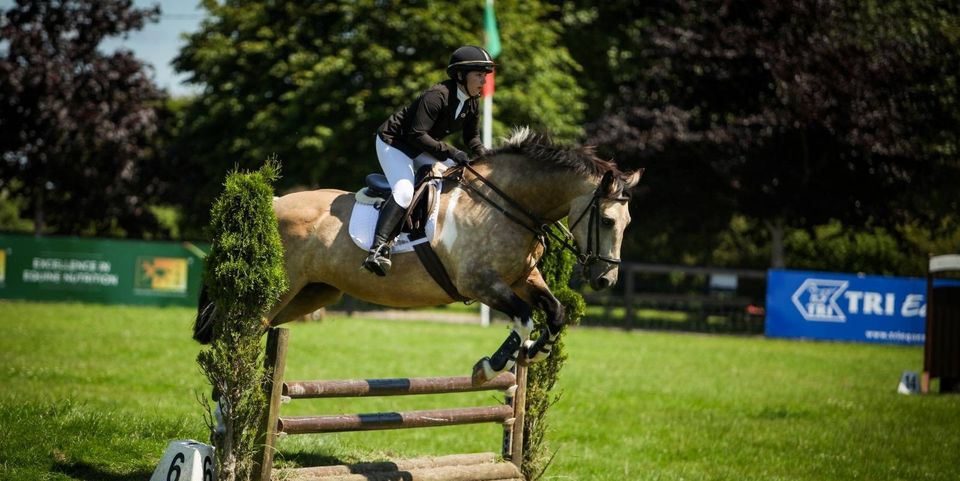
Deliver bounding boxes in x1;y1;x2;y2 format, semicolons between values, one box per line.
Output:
360;164;437;236
358;166;469;302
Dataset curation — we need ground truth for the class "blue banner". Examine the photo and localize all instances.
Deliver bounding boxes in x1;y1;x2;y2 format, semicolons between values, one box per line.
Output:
765;269;926;345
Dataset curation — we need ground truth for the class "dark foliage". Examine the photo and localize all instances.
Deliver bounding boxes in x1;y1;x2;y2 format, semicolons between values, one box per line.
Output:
573;0;960;265
0;0;170;237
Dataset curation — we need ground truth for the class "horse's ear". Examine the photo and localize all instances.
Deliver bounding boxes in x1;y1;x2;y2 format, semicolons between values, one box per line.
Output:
622;169;644;189
600;171;616;195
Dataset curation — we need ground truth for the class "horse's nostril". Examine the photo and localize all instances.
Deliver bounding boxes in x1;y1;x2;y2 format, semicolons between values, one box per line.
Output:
596;277;610;289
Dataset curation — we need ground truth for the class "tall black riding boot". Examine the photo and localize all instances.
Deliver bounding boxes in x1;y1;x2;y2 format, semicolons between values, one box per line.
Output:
362;196;406;276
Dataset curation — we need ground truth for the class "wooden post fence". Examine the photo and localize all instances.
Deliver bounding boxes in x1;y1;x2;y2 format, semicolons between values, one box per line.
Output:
254;328;527;481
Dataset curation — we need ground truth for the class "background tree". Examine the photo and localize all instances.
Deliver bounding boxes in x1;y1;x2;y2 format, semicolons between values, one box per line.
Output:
570;0;960;267
560;0;747;266
0;0;171;237
171;0;584;231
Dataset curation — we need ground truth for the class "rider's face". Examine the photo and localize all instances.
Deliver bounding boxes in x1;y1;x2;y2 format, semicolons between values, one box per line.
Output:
464;71;486;97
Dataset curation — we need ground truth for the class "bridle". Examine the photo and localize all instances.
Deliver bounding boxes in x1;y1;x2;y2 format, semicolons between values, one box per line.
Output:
440;163;628;268
564;186;630;266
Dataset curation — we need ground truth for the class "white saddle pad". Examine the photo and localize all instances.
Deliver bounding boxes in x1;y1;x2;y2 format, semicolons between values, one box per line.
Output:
348;180;442;254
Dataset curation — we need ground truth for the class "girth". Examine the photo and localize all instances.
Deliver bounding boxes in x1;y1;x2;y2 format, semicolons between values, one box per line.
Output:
364;169;470;303
406;178;470;303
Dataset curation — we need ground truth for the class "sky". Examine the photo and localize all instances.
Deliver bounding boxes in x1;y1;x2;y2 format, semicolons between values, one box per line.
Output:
102;0;206;97
1;0;206;97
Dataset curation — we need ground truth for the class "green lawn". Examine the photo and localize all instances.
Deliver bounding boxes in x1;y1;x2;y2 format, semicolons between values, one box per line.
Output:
1;300;958;481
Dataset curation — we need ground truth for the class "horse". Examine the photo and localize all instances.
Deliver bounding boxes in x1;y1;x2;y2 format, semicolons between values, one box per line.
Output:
194;127;642;384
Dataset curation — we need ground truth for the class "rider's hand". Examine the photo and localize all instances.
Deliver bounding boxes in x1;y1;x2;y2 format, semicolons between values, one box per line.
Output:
452;150;470;166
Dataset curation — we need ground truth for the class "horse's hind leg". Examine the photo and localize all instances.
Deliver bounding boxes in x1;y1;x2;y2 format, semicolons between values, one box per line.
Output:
270;282;343;324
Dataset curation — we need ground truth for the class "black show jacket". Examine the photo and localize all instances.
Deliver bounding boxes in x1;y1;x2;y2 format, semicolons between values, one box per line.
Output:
377;79;486;160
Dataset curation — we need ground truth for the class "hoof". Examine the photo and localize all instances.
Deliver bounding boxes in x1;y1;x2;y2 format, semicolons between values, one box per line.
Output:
471;357;495;386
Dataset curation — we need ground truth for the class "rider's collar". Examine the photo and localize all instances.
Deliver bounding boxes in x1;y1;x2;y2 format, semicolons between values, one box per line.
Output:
455;86;470;103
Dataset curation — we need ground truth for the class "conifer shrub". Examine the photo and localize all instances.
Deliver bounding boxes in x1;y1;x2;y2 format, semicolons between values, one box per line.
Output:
522;226;586;480
197;160;287;481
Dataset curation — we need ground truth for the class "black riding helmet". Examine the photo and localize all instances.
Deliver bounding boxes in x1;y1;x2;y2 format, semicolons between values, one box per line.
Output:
446;45;496;82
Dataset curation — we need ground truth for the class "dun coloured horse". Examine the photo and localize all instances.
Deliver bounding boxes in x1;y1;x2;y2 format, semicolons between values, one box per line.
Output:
195;128;642;384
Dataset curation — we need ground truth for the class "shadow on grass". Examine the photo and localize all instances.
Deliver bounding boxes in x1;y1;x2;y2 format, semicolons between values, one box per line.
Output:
53;460;152;481
274;451;344;469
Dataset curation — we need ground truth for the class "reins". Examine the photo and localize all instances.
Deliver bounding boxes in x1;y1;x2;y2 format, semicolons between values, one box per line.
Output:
430;163;625;268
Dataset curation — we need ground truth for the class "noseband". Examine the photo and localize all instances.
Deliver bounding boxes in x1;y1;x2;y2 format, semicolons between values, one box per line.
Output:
445;164;626;269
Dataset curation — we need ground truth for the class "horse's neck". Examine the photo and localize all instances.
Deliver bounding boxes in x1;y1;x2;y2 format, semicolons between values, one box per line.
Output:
470;161;595;221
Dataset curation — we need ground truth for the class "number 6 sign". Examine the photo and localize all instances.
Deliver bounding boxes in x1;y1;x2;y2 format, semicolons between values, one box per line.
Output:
150;440;215;481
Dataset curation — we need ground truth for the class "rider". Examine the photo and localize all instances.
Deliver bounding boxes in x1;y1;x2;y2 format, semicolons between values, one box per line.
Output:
362;45;496;276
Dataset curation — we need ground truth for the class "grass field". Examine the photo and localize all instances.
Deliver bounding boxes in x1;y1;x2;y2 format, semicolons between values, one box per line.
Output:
1;300;958;481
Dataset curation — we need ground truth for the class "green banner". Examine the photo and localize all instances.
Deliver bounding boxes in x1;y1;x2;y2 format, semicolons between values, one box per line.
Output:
0;234;208;307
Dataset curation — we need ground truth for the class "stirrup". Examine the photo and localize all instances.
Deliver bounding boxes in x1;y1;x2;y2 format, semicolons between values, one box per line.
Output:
362;244;392;276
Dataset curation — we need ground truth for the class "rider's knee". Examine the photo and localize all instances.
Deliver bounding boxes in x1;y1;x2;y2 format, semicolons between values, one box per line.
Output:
391;182;414;208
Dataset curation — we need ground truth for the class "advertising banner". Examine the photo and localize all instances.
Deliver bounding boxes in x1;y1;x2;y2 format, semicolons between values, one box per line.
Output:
0;234;207;307
765;269;926;345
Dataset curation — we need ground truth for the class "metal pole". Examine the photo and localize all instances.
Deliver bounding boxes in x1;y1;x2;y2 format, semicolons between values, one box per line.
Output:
480;93;494;327
483;95;493;147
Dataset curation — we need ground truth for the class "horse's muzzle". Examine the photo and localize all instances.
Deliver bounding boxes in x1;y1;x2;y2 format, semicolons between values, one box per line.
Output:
591;277;611;290
584;263;618;291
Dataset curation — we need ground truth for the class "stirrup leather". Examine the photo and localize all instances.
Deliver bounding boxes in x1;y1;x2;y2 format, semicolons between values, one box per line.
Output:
361;195;405;277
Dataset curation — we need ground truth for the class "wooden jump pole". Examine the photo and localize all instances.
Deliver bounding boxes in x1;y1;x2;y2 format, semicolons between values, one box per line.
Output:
284;372;517;398
278;405;515;434
256;327;528;481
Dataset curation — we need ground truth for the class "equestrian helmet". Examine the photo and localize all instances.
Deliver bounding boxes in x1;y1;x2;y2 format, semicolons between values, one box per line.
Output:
446;45;496;79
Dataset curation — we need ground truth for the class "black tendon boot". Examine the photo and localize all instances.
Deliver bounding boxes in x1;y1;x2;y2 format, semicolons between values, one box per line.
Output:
472;330;523;385
362;196;406;276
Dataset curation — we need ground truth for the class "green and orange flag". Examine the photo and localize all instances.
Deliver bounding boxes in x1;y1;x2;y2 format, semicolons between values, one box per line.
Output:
482;0;500;97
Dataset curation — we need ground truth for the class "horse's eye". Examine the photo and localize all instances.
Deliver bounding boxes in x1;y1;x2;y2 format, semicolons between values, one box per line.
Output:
602;217;615;227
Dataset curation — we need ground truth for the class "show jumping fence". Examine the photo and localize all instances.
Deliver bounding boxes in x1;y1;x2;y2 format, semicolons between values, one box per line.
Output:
584;262;767;334
255;328;528;481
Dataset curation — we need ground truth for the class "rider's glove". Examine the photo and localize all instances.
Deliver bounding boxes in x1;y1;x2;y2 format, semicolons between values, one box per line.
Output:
452;150;470;166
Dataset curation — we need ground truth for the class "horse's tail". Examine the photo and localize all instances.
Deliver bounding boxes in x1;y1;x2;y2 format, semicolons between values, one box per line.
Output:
193;282;215;344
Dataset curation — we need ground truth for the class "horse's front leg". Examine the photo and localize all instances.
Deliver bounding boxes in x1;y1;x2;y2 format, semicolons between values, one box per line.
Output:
467;279;536;385
515;268;564;363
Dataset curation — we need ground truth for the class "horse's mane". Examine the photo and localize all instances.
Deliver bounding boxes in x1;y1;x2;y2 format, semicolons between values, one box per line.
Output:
485;127;621;178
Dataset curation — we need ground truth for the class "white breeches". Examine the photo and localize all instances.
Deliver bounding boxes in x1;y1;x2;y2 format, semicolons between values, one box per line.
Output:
375;136;454;207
